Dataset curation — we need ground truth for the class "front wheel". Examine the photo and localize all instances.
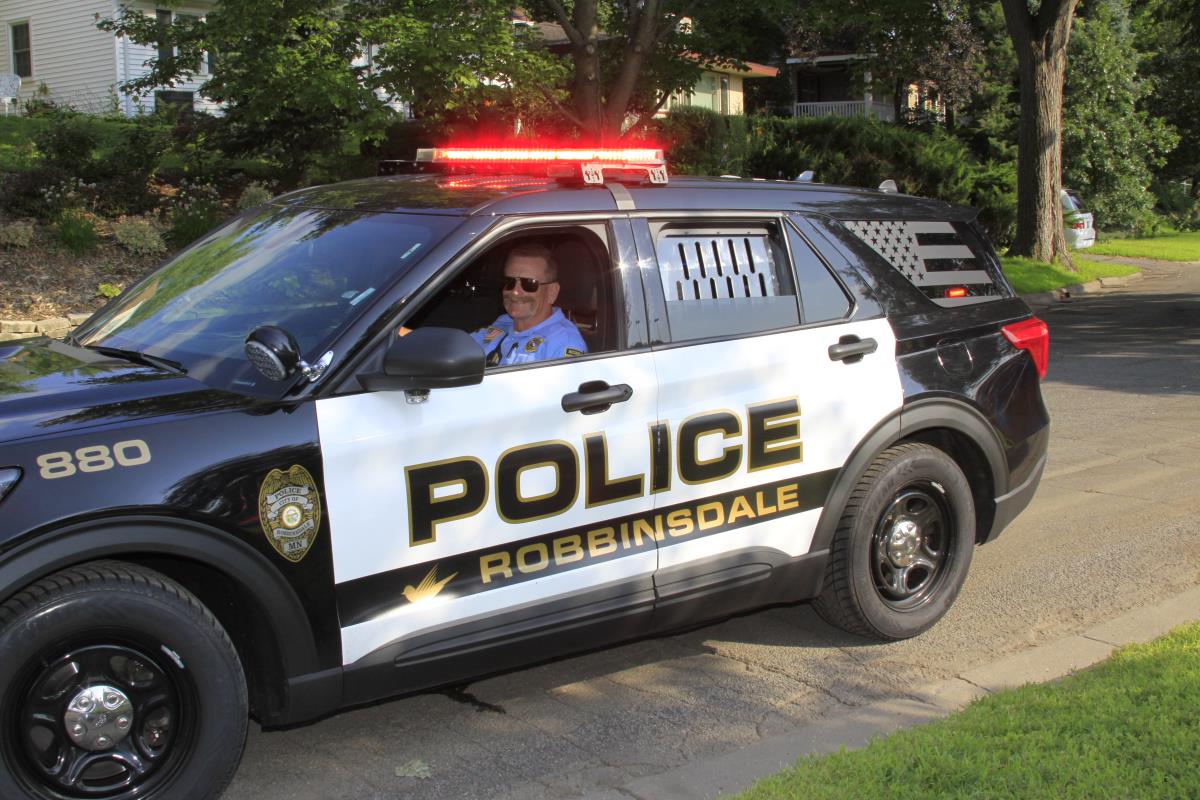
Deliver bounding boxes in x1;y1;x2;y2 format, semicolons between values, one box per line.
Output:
0;562;247;800
814;443;976;640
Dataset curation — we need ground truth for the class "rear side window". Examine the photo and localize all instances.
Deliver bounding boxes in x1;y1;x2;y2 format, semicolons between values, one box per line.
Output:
841;219;1011;306
651;221;800;341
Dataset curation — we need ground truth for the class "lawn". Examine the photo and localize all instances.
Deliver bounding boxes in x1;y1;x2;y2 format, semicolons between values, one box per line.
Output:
1091;230;1200;261
1001;255;1139;295
0;115;45;171
735;622;1200;800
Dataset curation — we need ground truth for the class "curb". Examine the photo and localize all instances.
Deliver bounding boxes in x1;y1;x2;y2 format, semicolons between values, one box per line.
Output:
1021;270;1143;308
0;314;90;340
581;584;1200;800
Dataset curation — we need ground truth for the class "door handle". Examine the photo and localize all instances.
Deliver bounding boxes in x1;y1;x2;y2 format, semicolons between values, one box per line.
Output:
561;381;633;414
828;335;877;363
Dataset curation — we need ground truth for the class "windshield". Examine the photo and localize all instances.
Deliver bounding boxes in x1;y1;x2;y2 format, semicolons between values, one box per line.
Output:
76;206;458;394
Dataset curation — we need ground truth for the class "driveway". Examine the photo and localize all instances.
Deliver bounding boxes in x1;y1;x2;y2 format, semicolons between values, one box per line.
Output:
226;259;1200;800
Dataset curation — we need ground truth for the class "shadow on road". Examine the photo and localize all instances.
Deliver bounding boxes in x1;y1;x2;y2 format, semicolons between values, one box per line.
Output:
1041;291;1200;395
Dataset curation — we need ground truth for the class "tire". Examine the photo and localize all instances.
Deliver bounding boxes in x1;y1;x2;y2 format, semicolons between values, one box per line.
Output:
0;561;248;800
814;443;976;640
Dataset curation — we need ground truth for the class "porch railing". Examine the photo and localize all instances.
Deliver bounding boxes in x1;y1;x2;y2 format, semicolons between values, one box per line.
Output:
793;101;895;122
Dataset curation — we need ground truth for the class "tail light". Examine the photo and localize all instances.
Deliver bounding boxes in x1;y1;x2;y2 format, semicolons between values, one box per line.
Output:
1002;317;1049;379
1071;221;1086;230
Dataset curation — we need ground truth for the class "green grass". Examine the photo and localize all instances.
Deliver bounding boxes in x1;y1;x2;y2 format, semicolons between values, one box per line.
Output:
735;622;1200;800
1091;231;1200;261
1000;256;1139;294
0;116;46;171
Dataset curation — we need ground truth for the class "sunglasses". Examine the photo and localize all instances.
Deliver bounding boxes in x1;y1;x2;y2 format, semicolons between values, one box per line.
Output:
501;276;557;292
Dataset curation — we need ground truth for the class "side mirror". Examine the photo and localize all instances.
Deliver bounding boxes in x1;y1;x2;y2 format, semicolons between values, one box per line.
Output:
359;327;485;392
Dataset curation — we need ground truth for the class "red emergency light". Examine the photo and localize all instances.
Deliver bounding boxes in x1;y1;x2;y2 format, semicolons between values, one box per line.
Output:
416;146;668;185
944;286;969;299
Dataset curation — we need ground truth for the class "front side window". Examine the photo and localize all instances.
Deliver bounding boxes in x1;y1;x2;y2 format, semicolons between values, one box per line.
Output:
76;206;457;393
652;220;800;341
401;225;618;369
10;22;31;78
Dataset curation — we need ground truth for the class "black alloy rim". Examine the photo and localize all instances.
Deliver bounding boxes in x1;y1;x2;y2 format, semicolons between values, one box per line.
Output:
6;641;194;799
870;483;955;610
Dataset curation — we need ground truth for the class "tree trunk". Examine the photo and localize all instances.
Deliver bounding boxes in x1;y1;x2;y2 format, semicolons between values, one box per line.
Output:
1001;0;1079;267
566;1;603;137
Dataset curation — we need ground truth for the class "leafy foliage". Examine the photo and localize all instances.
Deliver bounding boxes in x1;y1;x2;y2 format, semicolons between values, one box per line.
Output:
0;221;36;249
235;182;273;211
99;1;561;174
167;180;222;247
55;210;100;255
1063;0;1179;233
1134;0;1200;196
112;218;168;256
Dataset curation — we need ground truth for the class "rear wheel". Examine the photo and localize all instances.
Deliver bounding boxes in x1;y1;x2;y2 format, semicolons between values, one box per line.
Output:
0;562;247;800
814;443;976;640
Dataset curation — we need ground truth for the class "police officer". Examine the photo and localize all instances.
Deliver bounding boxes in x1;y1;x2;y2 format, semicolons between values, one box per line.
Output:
471;243;587;366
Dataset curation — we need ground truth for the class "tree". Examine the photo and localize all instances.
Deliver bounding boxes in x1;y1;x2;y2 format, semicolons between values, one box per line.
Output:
524;0;789;140
1063;0;1178;231
100;1;560;172
788;0;984;127
1134;0;1200;200
999;0;1080;264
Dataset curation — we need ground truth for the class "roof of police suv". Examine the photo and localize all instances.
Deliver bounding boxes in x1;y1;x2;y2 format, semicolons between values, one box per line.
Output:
275;173;979;222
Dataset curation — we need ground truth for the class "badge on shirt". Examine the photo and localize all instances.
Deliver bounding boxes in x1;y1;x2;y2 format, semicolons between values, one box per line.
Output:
525;336;544;353
483;327;504;342
565;347;584;357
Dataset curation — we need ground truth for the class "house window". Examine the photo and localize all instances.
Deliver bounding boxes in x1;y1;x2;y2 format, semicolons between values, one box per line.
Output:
156;10;204;72
156;9;172;64
10;22;32;78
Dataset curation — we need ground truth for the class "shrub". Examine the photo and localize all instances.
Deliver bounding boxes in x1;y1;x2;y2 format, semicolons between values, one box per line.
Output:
112;218;167;256
0;221;36;248
56;209;99;254
168;180;222;246
236;182;273;211
0;166;72;219
741;115;1017;247
654;107;749;176
35;112;97;171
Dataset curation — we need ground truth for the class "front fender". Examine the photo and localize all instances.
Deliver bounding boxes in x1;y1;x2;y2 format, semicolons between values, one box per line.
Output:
0;515;322;678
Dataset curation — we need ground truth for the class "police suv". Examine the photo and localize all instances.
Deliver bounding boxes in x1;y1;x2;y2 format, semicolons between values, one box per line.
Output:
0;148;1049;800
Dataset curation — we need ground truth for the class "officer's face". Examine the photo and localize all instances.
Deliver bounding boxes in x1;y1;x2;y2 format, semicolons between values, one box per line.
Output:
502;253;559;332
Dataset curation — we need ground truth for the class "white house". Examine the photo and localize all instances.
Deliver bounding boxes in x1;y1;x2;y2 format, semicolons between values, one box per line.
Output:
0;0;217;116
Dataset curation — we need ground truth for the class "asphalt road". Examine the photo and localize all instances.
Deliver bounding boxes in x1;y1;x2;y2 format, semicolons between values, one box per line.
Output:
225;259;1200;800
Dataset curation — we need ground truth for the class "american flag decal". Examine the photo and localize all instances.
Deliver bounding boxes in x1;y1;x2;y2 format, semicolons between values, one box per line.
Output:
843;220;994;291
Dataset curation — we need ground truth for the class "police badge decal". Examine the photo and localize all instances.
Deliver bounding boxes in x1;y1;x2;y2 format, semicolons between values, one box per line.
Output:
258;465;322;563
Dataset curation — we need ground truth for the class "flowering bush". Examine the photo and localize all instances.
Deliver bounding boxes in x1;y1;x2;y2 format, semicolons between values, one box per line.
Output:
112;218;168;256
0;221;36;249
168;180;222;247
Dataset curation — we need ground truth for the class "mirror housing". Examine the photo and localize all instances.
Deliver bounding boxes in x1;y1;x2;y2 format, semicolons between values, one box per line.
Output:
359;327;485;392
245;325;301;381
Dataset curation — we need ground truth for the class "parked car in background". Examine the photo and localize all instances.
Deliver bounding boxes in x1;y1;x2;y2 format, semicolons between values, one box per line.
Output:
1062;189;1096;249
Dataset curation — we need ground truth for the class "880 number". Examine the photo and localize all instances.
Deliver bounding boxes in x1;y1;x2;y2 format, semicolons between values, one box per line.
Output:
36;440;152;479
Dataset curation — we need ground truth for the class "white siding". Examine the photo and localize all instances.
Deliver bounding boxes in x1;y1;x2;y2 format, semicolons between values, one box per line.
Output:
0;0;217;116
116;1;218;115
0;0;118;113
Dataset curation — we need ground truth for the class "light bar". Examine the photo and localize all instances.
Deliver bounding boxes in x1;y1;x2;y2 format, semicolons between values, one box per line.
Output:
418;147;664;164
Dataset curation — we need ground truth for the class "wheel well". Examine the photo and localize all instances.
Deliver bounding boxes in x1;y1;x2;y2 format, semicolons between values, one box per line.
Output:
900;427;998;544
122;555;287;722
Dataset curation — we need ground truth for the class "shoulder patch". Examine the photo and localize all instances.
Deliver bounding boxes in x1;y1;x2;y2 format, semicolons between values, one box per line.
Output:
525;336;544;353
565;347;585;357
483;327;504;342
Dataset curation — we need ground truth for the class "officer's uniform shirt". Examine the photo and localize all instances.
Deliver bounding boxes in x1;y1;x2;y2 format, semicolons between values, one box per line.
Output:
471;307;587;366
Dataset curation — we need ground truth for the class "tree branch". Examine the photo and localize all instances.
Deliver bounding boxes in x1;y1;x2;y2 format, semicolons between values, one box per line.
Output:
543;0;584;46
539;84;589;131
606;0;662;131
